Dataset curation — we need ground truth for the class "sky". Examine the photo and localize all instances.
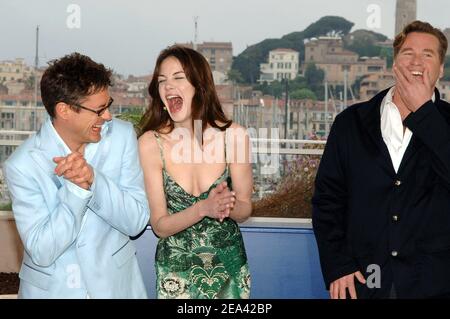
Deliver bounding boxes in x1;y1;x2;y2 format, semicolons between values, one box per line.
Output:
0;0;449;77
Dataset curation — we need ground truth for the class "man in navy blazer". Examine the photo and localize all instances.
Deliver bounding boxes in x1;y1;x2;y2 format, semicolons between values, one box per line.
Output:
3;53;150;298
312;21;450;298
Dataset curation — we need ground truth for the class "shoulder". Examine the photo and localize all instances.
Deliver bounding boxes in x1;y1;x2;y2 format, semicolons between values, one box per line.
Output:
138;130;160;154
109;118;135;136
4;135;35;170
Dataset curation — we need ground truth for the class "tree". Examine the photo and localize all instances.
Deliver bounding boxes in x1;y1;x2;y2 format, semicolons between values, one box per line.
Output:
305;63;324;87
290;88;317;100
444;56;450;81
380;47;394;69
232;16;354;83
226;69;244;84
116;109;144;131
24;75;35;90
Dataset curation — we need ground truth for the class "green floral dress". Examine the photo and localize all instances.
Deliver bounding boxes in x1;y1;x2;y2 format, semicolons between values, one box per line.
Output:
153;133;250;299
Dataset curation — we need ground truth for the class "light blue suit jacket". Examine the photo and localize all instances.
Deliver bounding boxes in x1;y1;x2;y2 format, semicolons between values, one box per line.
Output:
3;118;150;298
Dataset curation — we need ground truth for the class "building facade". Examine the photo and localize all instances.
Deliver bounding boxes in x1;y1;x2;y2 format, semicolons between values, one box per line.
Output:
0;58;33;83
258;48;300;84
177;41;233;75
304;37;386;85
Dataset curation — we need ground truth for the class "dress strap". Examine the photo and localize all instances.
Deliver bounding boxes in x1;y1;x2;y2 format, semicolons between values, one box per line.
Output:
224;129;229;170
153;132;166;170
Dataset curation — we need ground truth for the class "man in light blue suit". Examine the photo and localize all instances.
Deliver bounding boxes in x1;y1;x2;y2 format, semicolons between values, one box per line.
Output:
3;53;150;298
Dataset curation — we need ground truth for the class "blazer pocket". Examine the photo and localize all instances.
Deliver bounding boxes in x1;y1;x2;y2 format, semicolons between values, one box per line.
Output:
112;240;136;268
19;263;52;291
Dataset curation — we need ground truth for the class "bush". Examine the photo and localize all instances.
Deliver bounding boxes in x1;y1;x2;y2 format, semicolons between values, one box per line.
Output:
252;142;323;218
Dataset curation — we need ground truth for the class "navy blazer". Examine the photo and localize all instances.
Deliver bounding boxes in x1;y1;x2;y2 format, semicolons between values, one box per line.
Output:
312;88;450;298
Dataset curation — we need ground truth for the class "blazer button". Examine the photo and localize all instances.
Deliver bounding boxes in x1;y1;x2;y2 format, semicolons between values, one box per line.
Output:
391;250;398;257
392;215;399;222
394;180;402;186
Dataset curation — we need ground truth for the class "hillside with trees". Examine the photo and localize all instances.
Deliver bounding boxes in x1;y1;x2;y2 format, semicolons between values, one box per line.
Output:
231;16;392;84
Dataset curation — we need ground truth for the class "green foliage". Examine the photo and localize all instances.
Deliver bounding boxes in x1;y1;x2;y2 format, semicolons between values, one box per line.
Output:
380;47;394;69
444;56;450;81
304;63;324;87
290;88;317;100
254;75;324;100
341;29;392;73
0;202;12;211
226;69;244;83
254;80;285;98
232;16;354;84
301;16;354;39
116;109;144;130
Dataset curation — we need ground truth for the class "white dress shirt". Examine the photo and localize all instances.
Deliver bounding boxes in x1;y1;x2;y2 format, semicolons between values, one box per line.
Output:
380;87;435;173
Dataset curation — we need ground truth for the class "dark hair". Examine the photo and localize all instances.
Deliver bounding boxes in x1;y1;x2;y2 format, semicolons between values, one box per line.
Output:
394;20;448;63
40;52;113;118
139;45;232;137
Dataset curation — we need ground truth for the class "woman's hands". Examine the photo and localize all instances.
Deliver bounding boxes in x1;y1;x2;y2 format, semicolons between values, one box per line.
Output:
198;181;236;222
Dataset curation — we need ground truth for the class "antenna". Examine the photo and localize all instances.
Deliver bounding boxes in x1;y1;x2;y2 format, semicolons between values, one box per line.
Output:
193;16;199;50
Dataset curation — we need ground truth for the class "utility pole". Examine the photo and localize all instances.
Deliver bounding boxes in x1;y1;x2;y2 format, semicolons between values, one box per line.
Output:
33;25;39;131
193;16;198;50
344;70;348;111
324;79;328;136
284;78;289;140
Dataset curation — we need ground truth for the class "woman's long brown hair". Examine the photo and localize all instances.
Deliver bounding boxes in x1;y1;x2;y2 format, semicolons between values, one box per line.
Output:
138;45;232;138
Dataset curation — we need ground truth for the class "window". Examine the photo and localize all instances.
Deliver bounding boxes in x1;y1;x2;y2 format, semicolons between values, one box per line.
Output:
368;66;382;72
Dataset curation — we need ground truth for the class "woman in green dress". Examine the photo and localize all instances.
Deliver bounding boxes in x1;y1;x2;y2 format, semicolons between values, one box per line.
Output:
138;45;252;299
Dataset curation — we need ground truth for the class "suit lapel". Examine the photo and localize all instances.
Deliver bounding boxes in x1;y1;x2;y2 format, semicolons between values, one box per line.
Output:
87;120;112;171
357;88;396;176
29;118;67;188
398;88;442;173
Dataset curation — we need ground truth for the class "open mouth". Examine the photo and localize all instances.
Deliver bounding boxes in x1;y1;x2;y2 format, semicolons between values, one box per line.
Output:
166;95;183;113
92;123;102;134
411;71;423;77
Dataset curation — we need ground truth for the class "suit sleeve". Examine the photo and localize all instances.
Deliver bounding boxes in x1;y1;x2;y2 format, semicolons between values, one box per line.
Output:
404;99;450;191
86;125;150;237
311;114;359;288
3;162;89;267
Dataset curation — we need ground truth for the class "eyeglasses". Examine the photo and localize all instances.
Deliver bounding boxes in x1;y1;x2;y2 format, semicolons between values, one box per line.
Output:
72;97;114;116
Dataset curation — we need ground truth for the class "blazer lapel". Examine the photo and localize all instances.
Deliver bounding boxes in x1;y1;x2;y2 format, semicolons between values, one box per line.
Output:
29;118;67;188
357;88;396;176
87;120;112;170
398;88;443;173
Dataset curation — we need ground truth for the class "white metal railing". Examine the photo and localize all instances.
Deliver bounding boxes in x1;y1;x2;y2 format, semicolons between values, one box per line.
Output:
0;130;35;146
0;134;326;155
251;138;325;155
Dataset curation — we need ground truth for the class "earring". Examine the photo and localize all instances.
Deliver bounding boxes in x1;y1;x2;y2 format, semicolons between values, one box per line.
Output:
163;106;167;111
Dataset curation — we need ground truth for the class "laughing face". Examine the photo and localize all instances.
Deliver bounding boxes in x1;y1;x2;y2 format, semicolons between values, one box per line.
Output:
157;56;196;126
395;31;444;87
63;88;112;151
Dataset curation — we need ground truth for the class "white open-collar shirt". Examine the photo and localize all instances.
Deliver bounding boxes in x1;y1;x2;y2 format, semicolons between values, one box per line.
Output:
380;86;435;173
